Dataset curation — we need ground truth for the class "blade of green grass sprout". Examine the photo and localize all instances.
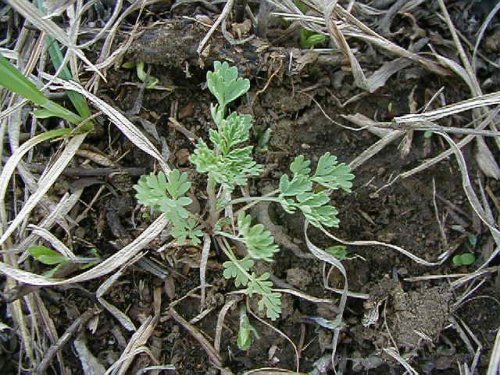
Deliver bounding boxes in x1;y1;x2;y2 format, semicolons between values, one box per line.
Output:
45;37;92;119
0;128;71;225
0;55;83;124
55;78;170;172
0;55;47;104
0;214;169;285
0;133;87;246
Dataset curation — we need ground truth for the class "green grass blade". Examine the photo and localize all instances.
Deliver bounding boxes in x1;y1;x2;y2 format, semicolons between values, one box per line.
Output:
46;37;92;119
0;54;48;105
0;54;83;125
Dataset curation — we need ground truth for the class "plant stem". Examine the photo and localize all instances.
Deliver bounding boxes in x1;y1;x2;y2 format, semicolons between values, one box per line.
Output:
217;237;253;280
229;196;282;206
207;175;218;229
231;188;280;216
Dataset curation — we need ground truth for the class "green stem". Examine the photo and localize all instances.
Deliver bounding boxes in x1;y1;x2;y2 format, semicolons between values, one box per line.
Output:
229;196;282;206
214;231;240;243
217;237;253;280
231;188;281;217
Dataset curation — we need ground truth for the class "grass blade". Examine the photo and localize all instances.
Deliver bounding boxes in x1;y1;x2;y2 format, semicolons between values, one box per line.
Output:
0;54;83;124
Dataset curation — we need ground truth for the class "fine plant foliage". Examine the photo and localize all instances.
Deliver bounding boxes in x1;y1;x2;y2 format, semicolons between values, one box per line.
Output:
135;61;354;322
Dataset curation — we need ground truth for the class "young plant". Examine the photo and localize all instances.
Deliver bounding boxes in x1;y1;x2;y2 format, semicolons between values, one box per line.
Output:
28;246;100;278
452;252;476;267
134;61;354;321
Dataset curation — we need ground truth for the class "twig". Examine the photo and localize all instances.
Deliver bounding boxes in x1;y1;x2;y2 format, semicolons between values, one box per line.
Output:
168;307;233;374
168;117;198;144
34;308;99;375
26;164;146;177
197;0;235;55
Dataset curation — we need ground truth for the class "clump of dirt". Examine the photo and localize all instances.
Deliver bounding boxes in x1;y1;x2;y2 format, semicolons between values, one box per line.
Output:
390;285;452;349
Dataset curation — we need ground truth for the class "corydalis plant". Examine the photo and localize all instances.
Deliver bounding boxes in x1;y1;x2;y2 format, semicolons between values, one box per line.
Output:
134;61;354;320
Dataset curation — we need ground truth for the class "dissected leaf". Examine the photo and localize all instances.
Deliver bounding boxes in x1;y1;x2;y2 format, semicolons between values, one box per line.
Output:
222;257;254;287
165;169;191;199
279;174;311;197
207;61;250;110
170;217;203;245
134;170;192;210
312;152;354;192
209;112;252;155
290;155;311;176
237;213;279;261
246;272;282;320
191;141;262;190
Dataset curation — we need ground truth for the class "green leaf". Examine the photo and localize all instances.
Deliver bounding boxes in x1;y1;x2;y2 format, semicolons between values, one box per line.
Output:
134;172;168;210
209;112;252;155
237;306;258;350
170;217;203;245
453;253;476;266
160;198;191;220
279;174;312;197
222;257;254;287
312;152;354;192
325;245;348;260
0;54;49;105
246;273;282;320
0;54;83;125
258;292;282;321
28;246;69;265
191;141;262;190
303;33;327;49
237;213;279;261
290;155;311;176
134;170;192;211
165;169;191;199
46;36;93;119
207;61;250;110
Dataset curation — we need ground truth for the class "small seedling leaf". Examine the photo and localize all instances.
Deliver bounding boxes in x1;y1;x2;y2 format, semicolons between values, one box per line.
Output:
453;253;476;266
326;245;348;260
29;246;69;265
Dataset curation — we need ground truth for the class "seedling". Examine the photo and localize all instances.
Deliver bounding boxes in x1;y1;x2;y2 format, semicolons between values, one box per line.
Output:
326;245;348;260
28;246;100;278
237;305;259;350
122;61;160;89
135;61;354;321
300;29;327;49
452;252;476;267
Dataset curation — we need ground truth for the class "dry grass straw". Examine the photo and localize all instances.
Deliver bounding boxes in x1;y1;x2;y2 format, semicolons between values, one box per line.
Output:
269;0;449;92
0;0;498;373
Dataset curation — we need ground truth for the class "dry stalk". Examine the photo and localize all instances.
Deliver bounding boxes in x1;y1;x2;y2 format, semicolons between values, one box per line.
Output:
34;308;99;375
